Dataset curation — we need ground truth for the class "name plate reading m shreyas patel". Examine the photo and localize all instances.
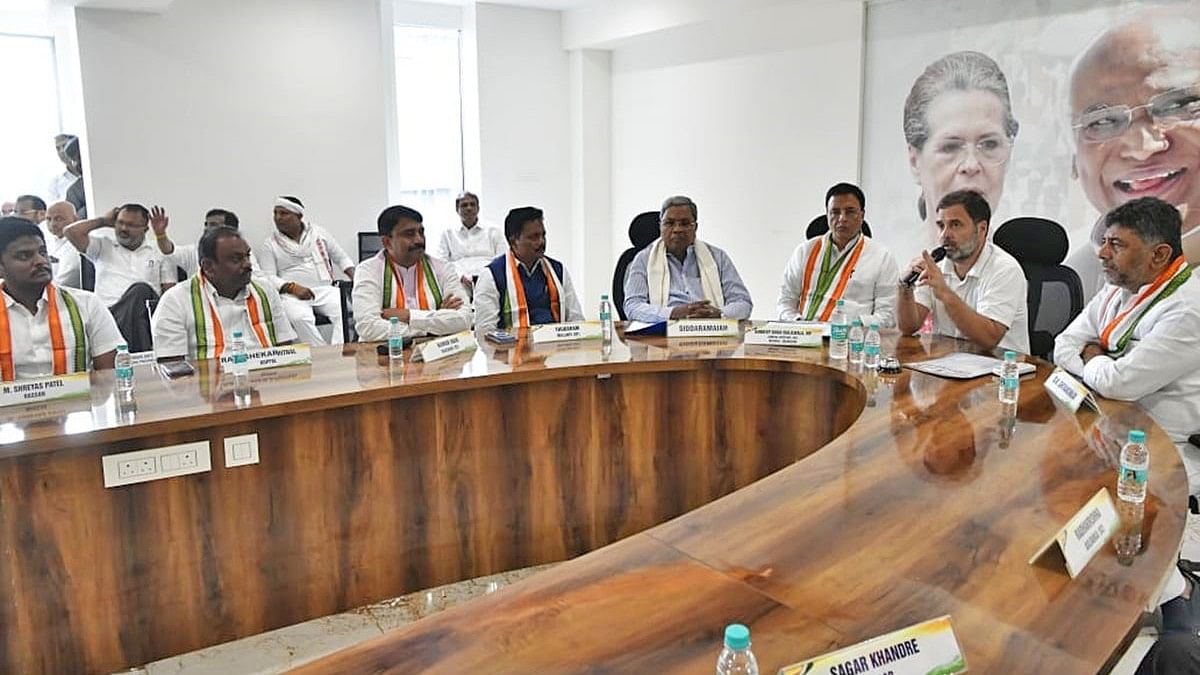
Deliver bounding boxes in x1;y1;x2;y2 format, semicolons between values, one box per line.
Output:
0;372;91;409
1029;487;1118;578
1044;368;1100;413
220;344;312;373
414;331;477;363
531;321;603;344
666;318;739;338
778;615;965;675
744;322;823;347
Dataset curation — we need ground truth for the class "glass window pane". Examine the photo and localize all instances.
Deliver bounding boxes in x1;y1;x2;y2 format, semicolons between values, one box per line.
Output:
0;34;63;201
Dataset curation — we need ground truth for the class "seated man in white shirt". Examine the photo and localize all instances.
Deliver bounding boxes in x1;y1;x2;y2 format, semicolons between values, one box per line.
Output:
777;183;899;326
435;192;506;293
897;189;1030;354
151;207;263;276
42;202;82;288
474;206;584;333
152;226;295;362
63;203;175;352
259;196;355;345
623;195;754;322
0;217;122;380
352;205;470;341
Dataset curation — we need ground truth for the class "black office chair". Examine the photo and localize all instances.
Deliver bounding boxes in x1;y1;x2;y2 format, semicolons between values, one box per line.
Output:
993;217;1085;362
81;256;96;292
358;232;382;262
335;280;356;343
805;215;872;240
611;211;661;320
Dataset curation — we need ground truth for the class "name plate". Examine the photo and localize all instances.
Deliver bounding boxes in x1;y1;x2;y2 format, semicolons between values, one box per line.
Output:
413;331;477;363
220;344;312;373
531;321;603;344
0;372;91;409
129;351;158;367
779;615;966;675
1044;368;1099;413
1029;487;1118;578
666;318;739;338
744;322;823;347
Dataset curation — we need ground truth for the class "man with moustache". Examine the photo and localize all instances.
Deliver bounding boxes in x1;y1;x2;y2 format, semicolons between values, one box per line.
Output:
1066;8;1200;296
897;189;1029;353
473;206;584;332
436;192;506;293
351;204;471;341
13;195;46;225
0;217;122;380
623;195;753;322
151;226;295;362
41;201;81;288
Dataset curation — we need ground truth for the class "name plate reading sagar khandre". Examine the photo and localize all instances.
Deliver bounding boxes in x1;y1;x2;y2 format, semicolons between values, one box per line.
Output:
778;615;966;675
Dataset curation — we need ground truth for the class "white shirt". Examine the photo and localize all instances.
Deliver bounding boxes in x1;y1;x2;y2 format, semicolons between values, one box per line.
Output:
85;229;174;306
151;276;297;360
3;286;123;380
39;222;82;289
435;220;507;281
473;256;586;333
351;253;472;341
1054;272;1200;450
258;223;354;290
914;242;1030;354
47;170;76;203
776;234;900;327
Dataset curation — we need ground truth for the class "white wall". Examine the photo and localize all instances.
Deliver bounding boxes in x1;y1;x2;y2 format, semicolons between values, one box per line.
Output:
609;1;865;318
75;0;391;265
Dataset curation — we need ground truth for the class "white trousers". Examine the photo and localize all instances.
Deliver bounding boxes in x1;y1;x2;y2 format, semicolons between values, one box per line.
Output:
281;285;343;345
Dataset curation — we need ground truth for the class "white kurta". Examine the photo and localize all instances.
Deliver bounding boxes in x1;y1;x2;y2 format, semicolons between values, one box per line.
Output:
85;230;174;306
151;276;297;360
776;233;899;327
351;252;472;341
434;221;507;280
2;286;123;380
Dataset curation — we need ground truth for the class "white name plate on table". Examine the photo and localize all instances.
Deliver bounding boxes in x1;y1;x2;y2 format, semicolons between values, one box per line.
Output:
413;331;477;363
220;344;312;373
531;321;602;344
779;615;966;675
666;318;739;338
0;372;91;409
1029;487;1119;578
744;322;823;347
1044;368;1100;413
129;351;158;367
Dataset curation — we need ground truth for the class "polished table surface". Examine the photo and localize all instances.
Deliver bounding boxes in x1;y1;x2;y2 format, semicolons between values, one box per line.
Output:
0;326;1187;674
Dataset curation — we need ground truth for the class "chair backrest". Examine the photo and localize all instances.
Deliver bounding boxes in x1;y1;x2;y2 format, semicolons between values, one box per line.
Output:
612;211;661;320
80;256;96;292
358;232;382;262
335;280;356;343
804;215;872;240
993;217;1084;361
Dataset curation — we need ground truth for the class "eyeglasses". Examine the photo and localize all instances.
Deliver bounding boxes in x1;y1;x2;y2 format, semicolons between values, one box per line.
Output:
930;136;1012;166
1074;83;1200;143
661;219;697;230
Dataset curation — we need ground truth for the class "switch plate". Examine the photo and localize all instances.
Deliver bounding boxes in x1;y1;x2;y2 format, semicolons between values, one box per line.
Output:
223;433;260;468
102;441;212;488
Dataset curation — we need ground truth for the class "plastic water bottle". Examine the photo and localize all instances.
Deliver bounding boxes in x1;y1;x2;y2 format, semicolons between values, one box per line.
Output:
829;300;849;360
998;350;1019;404
115;344;134;395
716;624;758;675
599;294;614;345
848;319;864;364
864;322;881;369
1115;429;1148;564
388;317;405;361
231;330;251;403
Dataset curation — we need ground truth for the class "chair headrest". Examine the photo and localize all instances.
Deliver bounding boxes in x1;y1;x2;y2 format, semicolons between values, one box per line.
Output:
805;215;872;240
994;217;1069;265
629;211;660;249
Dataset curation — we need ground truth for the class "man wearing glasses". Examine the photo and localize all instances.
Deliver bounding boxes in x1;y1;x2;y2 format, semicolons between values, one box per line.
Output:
623;195;753;322
1066;8;1200;296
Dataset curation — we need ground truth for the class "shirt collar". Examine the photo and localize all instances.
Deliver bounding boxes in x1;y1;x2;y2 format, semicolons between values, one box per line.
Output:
203;277;250;302
827;232;861;255
948;241;993;281
2;284;51;311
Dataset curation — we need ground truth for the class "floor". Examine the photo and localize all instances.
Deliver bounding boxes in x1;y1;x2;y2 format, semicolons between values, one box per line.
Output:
124;515;1200;674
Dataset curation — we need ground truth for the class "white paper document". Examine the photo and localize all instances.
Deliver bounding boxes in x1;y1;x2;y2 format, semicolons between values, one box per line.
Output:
905;352;1036;379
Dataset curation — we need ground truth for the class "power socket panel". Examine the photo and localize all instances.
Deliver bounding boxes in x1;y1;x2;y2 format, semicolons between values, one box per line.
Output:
102;441;212;488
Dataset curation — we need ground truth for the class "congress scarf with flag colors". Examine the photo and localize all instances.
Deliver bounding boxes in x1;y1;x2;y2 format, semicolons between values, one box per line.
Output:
380;251;443;311
796;234;866;321
499;250;562;329
189;273;277;359
1097;256;1192;355
0;283;87;382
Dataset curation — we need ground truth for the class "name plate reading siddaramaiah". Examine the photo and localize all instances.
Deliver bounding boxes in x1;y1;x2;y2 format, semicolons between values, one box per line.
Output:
778;615;966;675
413;331;477;363
666;318;739;338
0;372;91;409
744;322;823;347
530;321;603;344
1044;368;1100;413
1029;487;1119;578
220;344;312;373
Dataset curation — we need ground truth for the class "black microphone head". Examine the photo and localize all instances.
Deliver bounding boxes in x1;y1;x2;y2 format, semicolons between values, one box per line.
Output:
929;246;947;262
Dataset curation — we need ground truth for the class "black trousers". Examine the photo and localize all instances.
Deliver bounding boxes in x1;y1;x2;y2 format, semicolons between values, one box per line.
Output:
108;282;158;353
1137;633;1200;674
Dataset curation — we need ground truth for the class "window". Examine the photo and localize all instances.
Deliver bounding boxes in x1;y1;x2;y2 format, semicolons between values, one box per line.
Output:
0;32;64;202
393;25;465;235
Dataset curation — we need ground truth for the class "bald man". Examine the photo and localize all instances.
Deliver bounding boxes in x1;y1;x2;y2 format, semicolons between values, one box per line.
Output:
1065;8;1200;296
42;202;82;288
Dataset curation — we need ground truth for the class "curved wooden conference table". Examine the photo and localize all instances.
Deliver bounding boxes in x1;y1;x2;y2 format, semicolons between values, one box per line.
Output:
0;326;1186;674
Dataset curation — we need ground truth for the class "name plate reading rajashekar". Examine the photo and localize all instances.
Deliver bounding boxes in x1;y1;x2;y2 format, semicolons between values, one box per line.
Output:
778;615;966;675
219;344;313;373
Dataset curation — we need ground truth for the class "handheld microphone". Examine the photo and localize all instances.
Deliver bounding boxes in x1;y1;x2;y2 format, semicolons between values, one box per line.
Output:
902;246;946;287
